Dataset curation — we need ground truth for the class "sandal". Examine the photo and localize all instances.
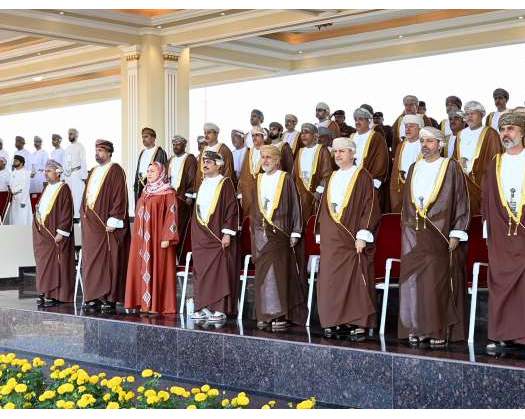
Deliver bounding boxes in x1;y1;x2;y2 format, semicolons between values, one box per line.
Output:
350;327;365;336
408;335;419;345
271;320;288;329
429;338;446;346
208;311;227;322
257;321;270;329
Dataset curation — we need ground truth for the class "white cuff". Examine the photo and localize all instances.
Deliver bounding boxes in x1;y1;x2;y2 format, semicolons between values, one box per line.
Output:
356;229;374;243
291;232;301;238
315;234;320;244
184;193;194;199
107;217;124;229
192;193;197;199
315;186;325;194
373;179;382;189
449;230;468;242
221;228;237;236
483;220;488;239
237;193;242;199
56;229;70;237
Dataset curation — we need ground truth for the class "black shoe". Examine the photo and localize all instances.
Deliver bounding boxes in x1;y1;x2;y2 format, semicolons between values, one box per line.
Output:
36;294;45;306
82;299;102;311
43;298;60;308
100;301;116;312
486;340;514;355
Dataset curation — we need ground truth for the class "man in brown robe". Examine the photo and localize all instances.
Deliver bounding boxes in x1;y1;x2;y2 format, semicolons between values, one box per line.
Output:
133;127;168;203
440;95;462;137
33;160;75;307
482;111;525;353
293;123;333;224
252;145;307;329
316;137;380;338
168;135;197;259
125;162;179;314
351;107;389;211
190;150;239;323
81;140;130;312
373;112;393;151
389;114;424;212
485;88;509;130
268;122;294;173
238;126;265;217
315;102;341;139
398;127;470;346
194;122;236;189
453;100;502;215
283;114;302;158
333;110;356;137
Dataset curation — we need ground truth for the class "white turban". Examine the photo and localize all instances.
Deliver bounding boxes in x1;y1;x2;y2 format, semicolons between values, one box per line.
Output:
285;114;298;122
403;114;424;128
464;101;486;117
203;122;220;133
353;107;373;120
403;95;418;105
420;126;445;143
332;137;356;152
316;102;330;113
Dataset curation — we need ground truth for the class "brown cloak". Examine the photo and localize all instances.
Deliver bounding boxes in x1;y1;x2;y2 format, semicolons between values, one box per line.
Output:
251;171;307;324
80;163;130;303
482;155;525;344
398;159;470;341
274;141;295;173
391;114;434;157
317;168;381;328
191;177;240;315
293;144;333;224
389;140;420;213
453;126;502;215
237;147;263;218
32;183;75;302
286;131;303;159
194;143;236;189
125;190;179;313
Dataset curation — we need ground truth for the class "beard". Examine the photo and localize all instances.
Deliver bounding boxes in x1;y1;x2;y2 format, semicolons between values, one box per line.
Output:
502;136;521;149
95;156;104;164
268;132;280;140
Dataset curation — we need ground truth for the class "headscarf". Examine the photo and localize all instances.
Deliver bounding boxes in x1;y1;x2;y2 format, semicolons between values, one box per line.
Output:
143;162;172;197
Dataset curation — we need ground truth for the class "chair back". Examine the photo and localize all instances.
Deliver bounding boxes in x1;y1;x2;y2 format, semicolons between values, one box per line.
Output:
374;213;402;281
466;215;488;287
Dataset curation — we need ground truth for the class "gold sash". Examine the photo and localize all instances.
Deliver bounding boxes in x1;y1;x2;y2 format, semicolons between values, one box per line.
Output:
456;126;489;175
298;144;322;191
169;154;188;191
256;171;287;227
326;168;361;224
495;154;525;226
249;147;263;178
36;183;64;225
410;158;450;220
350;130;375;167
196;177;226;226
85;163;113;210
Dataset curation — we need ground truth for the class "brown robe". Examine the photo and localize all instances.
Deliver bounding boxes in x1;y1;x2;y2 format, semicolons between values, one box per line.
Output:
453;126;502;215
32;183;75;302
191;177;240;315
133;146;168;202
194;143;236;189
80;163;130;303
389;140;420;213
398;159;470;341
391;114;434;157
251;171;307;324
168;153;197;259
273;141;294;173
482;155;525;344
125;190;179;313
293;144;333;224
285;131;303;159
317;168;381;328
237;147;263;219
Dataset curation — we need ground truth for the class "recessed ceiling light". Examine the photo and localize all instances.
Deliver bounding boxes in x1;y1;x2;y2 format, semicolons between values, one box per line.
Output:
37;52;41;56
156;25;162;29
298;50;304;54
220;12;226;16
519;16;524;20
59;11;64;15
398;35;404;39
32;76;43;82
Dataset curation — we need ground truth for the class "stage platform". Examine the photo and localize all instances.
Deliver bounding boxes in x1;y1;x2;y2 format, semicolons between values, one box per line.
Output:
1;272;525;408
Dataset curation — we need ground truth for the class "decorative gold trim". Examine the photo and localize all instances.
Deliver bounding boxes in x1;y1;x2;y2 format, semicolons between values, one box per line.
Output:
126;53;140;61
85;163;114;210
256;170;286;226
456;126;489;176
297;144;321;191
495;154;525;225
411;158;450;219
248;147;263;178
196;177;226;226
350;130;375;167
163;54;178;62
36;182;64;225
326;167;361;224
169;153;188;191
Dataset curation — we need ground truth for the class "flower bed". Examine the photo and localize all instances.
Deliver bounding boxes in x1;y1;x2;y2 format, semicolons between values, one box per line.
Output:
0;352;316;409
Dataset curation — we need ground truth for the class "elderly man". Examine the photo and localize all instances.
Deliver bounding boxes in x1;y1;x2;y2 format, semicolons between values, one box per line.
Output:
81;140;130;313
30;136;48;195
168;135;197;257
252;144;306;329
268;122;294;173
244;109;264;148
50;134;65;167
389;114;424;212
440;96;462;137
238;126;267;217
398;127;470;346
444;110;466;158
333;110;356;138
315;102;341;139
316;137;380;338
6;155;32;225
63;128;87;219
482;111;525;353
33;160;75;307
231;129;247;180
454;101;502;215
0;139;9;167
191;150;239;323
283;114;302;157
133;127;168;203
293;123;333;223
195;122;236;189
486;88;509;130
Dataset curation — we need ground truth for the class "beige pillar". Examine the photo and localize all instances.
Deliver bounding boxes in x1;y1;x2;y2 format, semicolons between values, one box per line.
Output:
163;45;178;150
176;47;191;140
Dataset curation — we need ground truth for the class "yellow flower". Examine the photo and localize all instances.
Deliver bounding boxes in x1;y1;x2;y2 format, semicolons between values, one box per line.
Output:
89;375;99;385
78;386;86;393
201;384;211;393
231;397;238;407
144;389;156;398
187;405;197;409
53;359;65;367
4;402;15;409
125;391;135;401
107;401;120;409
0;387;12;396
50;371;59;380
126;376;135;383
221;399;230;407
296;399;315;409
21;364;32;373
57;383;74;395
103;394;111;402
100;379;108;386
158;391;170;402
14;383;27;393
191;387;201;395
170;386;186;396
56;400;66;408
77;399;89;408
23;402;32;408
261;404;270;409
154;372;162;378
146;396;159;405
183;391;191;398
137;386;145;393
268;400;276;407
64;401;75;409
141;369;153;378
207;388;219;397
98;372;107;378
107;377;123;389
195;392;207;403
237;395;250;407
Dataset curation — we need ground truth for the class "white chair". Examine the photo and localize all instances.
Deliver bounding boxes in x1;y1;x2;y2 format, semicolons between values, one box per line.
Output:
74;249;84;309
376;258;401;336
177;251;192;315
467;261;489;344
305;255;320;327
